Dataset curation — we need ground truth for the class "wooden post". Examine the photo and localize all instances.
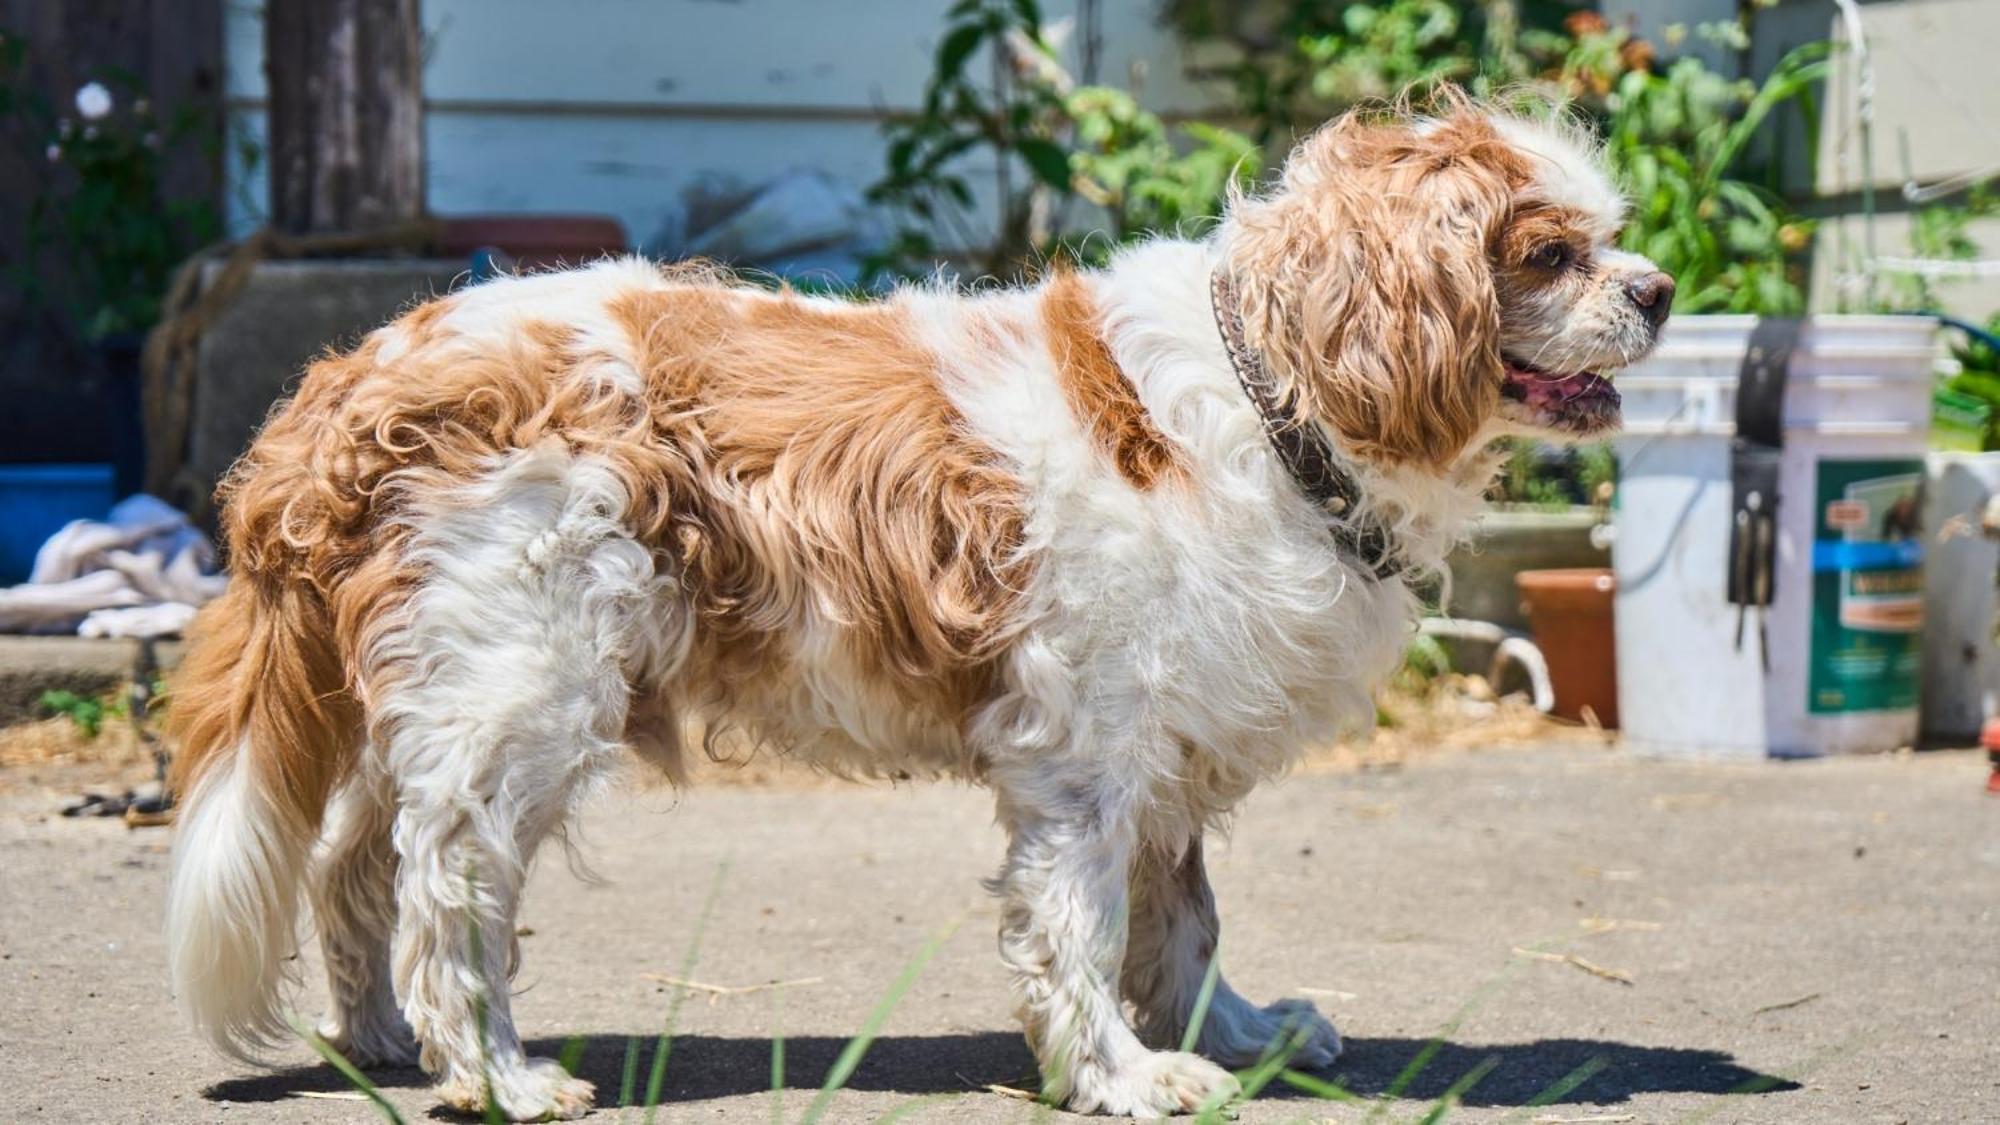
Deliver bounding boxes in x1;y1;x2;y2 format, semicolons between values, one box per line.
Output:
264;0;424;235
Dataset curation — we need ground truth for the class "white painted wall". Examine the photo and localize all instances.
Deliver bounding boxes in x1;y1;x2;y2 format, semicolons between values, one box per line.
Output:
225;1;2000;311
222;0;1226;262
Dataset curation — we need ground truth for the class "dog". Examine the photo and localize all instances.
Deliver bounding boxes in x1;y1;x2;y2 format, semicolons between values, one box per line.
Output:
165;95;1669;1119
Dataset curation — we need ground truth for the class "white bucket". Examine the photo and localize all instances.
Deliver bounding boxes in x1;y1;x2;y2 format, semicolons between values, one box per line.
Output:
1610;315;1937;758
1919;452;2000;742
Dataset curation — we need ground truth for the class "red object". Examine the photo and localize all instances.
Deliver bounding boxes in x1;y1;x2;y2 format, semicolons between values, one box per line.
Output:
1981;718;2000;795
434;215;629;269
1517;568;1619;728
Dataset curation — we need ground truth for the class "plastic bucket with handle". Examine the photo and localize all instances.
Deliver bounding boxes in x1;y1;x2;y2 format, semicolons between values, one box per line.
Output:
1610;315;1936;757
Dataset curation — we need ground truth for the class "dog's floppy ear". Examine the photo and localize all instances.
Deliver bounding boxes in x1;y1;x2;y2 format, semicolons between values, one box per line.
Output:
1225;107;1523;467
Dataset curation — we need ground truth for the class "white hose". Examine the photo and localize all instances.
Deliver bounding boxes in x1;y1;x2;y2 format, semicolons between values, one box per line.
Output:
1419;617;1558;714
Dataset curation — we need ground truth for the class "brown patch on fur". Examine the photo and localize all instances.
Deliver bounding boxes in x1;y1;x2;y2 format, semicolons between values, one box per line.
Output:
167;300;595;817
167;336;401;822
1496;203;1592;281
606;285;1030;730
171;265;1034;822
1225;101;1532;467
1038;272;1181;488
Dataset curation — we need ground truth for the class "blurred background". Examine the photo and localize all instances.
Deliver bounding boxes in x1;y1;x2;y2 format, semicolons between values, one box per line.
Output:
4;0;2000;770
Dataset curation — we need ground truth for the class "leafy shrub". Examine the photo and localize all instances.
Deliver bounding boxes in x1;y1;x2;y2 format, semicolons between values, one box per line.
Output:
1491;438;1617;508
1164;0;1576;143
2;40;223;341
865;0;1259;282
1568;23;1828;314
1163;6;1828;316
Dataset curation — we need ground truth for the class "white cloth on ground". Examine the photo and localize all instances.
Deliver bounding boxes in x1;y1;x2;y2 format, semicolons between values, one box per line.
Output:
0;495;227;637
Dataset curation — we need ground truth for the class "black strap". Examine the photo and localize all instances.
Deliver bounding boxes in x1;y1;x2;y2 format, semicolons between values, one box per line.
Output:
1209;272;1403;580
1736;318;1800;449
1728;317;1798;660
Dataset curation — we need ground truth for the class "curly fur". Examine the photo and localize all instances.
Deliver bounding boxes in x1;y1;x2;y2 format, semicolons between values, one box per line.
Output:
165;97;1666;1119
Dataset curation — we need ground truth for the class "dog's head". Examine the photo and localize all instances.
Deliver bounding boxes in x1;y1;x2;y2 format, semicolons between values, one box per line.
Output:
1222;97;1670;466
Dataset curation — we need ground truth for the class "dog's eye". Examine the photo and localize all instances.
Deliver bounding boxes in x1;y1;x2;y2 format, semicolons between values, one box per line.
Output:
1530;242;1573;271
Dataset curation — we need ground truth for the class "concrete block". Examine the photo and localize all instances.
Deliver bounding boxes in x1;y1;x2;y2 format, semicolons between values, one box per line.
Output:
183;259;464;519
1444;507;1609;630
0;636;185;726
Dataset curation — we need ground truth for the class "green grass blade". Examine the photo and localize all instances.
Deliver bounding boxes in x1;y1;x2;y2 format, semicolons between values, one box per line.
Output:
1365;948;1532;1120
463;903;505;1125
1274;1068;1362;1102
292;1020;409;1125
1414;1054;1500;1125
643;858;732;1122
800;917;963;1125
618;1035;641;1107
770;987;786;1125
556;1035;587;1080
477;999;504;1124
1675;1033;1871;1124
1178;939;1225;1054
1238;1022;1312;1100
1497;1056;1608;1122
1196;1011;1323;1121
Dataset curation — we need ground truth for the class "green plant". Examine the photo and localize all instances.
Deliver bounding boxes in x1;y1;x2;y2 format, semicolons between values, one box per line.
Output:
1937;312;2000;451
865;0;1070;281
1880;181;2000;312
1497;441;1571;508
1397;632;1456;692
2;40;221;341
1579;24;1829;315
865;0;1258;281
1165;5;1827;319
38;689;122;738
1164;0;1575;143
1065;88;1260;253
1576;441;1616;505
1490;438;1613;508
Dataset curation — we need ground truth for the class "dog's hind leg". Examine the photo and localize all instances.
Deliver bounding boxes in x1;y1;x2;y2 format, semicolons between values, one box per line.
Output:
1122;836;1341;1070
372;448;660;1121
310;764;417;1067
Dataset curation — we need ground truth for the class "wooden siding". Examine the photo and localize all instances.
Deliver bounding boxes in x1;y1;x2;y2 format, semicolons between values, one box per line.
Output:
221;0;1229;250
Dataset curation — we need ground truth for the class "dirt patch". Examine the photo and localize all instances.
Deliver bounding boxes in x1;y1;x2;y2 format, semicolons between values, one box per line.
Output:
0;674;1596;799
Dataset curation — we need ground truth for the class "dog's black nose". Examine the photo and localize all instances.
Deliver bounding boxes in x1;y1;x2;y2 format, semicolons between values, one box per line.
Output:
1625;272;1675;329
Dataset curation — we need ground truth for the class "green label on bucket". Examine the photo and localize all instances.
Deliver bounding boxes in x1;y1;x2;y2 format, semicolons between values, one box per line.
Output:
1808;459;1924;714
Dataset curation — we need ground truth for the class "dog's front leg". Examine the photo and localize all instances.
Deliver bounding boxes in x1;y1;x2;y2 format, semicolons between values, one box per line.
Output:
992;783;1240;1116
1123;837;1342;1069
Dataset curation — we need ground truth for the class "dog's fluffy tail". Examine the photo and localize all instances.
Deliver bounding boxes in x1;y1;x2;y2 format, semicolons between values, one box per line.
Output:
165;577;359;1060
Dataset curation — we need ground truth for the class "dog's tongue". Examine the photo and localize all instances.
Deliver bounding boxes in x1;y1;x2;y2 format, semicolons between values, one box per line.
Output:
1504;366;1619;410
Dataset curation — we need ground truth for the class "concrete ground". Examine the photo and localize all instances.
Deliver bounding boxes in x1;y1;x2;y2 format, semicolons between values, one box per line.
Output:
2;744;1995;1124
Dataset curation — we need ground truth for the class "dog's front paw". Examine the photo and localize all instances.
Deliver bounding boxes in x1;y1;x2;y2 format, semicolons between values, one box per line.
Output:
1196;995;1342;1070
440;1058;595;1122
1070;1050;1241;1118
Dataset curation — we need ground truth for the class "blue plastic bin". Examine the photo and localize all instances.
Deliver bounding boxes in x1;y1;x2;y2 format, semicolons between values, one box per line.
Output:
0;464;115;585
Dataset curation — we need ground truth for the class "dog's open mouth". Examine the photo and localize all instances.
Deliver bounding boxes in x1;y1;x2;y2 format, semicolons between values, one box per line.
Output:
1500;357;1621;432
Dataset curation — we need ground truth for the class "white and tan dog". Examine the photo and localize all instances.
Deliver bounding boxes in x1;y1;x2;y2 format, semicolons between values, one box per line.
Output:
165;97;1670;1119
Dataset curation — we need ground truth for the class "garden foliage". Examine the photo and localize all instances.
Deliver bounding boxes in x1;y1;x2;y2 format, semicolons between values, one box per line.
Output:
1;37;227;342
871;0;1829;323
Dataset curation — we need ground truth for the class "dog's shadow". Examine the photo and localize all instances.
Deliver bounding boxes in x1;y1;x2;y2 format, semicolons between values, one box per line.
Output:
203;1030;1799;1115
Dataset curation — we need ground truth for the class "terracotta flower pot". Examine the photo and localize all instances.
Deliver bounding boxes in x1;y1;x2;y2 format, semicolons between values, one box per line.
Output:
1516;568;1619;728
